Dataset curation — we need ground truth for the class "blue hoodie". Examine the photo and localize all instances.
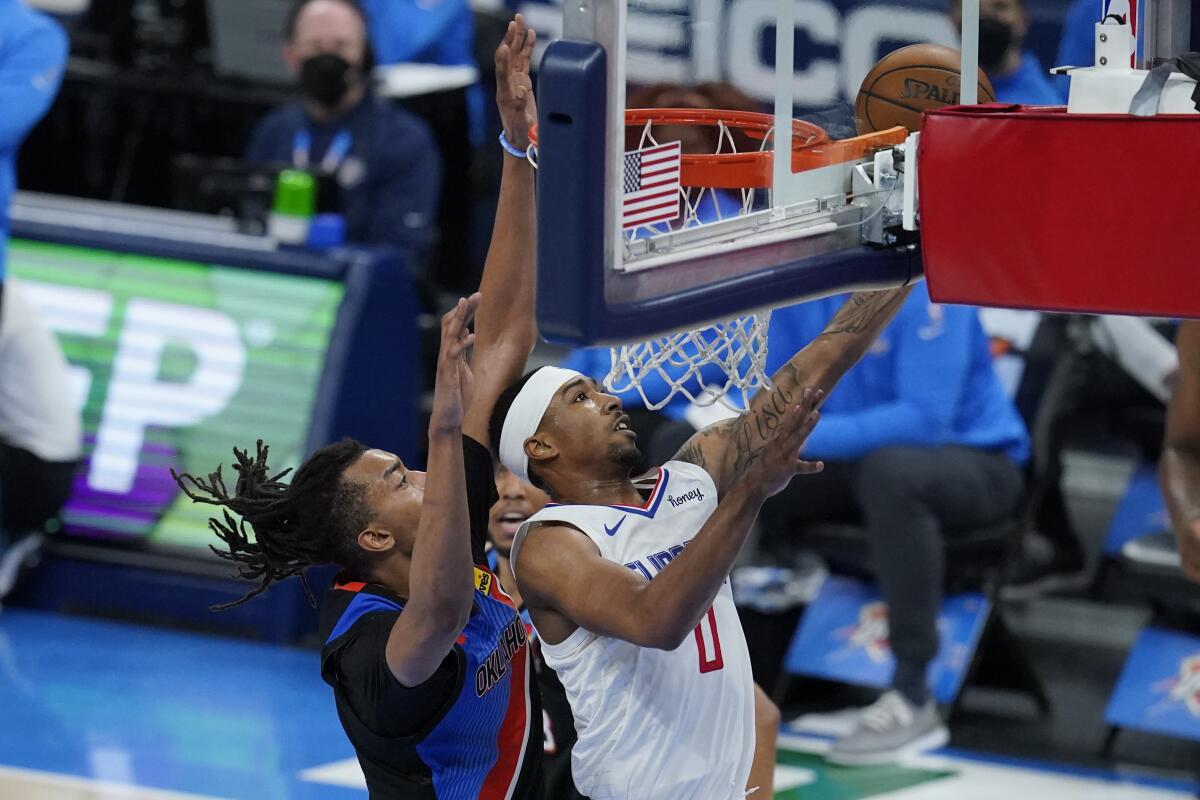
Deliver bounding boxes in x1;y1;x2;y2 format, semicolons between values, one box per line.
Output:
1054;0;1100;102
764;284;1030;464
0;0;67;279
990;52;1063;105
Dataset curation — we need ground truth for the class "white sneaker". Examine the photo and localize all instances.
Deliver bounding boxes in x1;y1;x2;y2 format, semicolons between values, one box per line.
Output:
825;690;949;766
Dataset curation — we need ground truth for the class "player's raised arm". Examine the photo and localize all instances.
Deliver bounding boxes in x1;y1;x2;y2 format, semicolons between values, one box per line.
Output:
673;286;913;493
1161;321;1200;582
518;390;823;650
384;296;479;684
462;15;538;449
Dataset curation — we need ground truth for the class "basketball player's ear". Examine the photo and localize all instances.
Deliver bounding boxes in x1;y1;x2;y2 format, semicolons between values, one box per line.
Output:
524;435;558;471
357;526;397;555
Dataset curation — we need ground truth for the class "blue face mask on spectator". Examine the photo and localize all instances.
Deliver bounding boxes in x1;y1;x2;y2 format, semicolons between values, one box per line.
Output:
300;53;359;109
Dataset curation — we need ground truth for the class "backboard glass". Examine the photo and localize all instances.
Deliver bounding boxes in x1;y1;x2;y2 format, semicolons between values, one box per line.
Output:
532;0;959;345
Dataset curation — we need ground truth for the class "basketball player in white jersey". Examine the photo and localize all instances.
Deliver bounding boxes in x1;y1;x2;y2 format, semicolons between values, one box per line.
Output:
487;286;913;799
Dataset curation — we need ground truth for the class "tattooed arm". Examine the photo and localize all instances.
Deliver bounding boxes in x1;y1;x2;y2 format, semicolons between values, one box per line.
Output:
673;286;914;493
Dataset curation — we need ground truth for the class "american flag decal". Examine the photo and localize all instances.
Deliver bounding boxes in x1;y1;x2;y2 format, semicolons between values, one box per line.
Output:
622;140;682;230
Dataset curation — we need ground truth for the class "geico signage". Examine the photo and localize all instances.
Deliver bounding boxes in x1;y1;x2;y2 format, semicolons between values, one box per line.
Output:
513;0;958;108
23;280;247;496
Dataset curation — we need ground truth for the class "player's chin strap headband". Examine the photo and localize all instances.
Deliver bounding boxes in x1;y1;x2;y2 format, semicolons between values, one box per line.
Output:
499;367;584;483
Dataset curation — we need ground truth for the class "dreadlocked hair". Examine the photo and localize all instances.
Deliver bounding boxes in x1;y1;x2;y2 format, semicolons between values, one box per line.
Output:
172;438;371;610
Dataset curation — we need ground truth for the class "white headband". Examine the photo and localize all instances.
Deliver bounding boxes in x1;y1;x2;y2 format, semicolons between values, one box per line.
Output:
499;367;584;483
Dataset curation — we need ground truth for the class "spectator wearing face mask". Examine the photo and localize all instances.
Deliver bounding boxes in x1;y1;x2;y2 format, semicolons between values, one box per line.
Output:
245;0;442;262
950;0;1062;105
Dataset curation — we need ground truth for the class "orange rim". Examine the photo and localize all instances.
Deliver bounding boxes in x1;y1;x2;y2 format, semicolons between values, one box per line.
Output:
530;108;828;189
529;109;904;190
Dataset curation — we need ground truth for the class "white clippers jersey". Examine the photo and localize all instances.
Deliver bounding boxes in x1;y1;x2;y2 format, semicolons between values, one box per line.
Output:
511;461;756;800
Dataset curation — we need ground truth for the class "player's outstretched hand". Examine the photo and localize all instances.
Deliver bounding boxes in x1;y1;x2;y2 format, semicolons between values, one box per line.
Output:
495;14;537;151
742;388;824;499
429;293;480;434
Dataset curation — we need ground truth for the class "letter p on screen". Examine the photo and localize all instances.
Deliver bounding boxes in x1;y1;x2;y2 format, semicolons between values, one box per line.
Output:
89;299;247;494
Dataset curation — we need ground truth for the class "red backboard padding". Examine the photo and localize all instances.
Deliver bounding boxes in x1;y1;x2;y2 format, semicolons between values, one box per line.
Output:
919;104;1200;319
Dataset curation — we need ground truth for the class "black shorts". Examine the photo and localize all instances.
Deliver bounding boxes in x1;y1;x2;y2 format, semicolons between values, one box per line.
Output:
0;441;76;535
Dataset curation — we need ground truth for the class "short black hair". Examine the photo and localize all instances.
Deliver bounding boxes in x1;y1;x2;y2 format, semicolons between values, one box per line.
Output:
488;369;553;494
173;438;373;609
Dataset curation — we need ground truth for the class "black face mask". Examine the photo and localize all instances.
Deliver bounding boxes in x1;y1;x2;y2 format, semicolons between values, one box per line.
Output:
300;53;359;110
977;16;1015;73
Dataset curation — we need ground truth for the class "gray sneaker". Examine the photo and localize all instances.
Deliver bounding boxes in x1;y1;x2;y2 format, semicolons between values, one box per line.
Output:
825;690;949;766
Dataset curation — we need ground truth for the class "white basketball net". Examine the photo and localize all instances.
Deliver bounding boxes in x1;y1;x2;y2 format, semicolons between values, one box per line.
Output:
605;118;776;412
605;312;772;412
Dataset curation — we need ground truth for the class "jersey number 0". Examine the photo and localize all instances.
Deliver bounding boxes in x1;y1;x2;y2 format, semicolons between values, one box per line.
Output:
694;607;724;673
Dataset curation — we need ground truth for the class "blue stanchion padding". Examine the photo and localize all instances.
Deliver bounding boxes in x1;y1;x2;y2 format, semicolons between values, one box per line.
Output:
1105;627;1200;741
535;39;608;345
1103;463;1169;556
783;575;990;705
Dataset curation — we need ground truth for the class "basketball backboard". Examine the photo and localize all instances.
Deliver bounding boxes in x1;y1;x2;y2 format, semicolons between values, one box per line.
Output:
532;0;950;345
531;0;1195;351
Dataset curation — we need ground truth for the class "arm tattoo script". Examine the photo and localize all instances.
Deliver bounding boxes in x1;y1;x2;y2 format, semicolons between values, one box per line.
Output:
726;363;798;476
671;419;737;491
821;290;908;337
720;287;908;487
676;287;909;490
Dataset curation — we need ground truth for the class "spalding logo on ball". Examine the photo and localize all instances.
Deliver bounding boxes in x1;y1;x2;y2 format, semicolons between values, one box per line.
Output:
855;43;995;136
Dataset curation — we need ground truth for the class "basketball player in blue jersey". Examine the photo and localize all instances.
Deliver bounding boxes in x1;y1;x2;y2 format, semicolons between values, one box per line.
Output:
486;467;581;799
489;286;913;799
174;17;547;798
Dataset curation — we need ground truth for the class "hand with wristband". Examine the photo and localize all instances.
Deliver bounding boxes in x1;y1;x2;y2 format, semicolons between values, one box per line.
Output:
495;14;537;157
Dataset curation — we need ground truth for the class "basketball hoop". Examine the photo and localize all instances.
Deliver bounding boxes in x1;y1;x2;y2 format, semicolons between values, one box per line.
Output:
528;109;900;412
604;312;773;412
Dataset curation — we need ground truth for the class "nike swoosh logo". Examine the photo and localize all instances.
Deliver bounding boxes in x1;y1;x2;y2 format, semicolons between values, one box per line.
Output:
604;516;627;537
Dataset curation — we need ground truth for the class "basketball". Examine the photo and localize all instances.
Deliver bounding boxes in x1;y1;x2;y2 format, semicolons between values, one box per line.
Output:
855;44;996;135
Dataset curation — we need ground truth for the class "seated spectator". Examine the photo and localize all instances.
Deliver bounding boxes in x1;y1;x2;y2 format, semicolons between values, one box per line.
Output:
950;0;1061;104
757;282;1030;764
245;0;441;263
0;282;82;599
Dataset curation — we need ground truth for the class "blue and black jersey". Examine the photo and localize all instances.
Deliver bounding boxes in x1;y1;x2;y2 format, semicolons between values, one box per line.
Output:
318;435;544;799
486;552;582;800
